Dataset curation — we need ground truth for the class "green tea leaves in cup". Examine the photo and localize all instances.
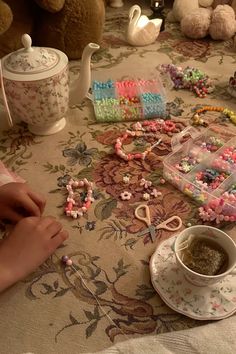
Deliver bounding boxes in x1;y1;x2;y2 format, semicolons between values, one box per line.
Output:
181;236;228;276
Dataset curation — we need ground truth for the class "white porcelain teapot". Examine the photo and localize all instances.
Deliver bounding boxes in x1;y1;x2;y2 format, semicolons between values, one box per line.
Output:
0;34;100;135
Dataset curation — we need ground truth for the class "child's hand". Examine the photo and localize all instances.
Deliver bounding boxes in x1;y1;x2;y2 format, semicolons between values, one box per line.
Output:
0;182;46;222
0;216;69;292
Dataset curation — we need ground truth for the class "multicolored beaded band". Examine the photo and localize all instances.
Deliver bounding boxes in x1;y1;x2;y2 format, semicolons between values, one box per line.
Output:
192;106;236;126
115;129;162;161
65;178;94;219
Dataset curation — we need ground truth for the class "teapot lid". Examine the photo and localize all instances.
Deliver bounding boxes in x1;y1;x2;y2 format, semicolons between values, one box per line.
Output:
2;34;68;81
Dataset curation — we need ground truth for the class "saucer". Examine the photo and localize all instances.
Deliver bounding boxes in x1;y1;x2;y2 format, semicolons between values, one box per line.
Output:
150;235;236;321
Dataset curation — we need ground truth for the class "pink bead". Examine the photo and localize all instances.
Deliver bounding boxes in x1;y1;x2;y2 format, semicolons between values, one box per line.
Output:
66;259;73;266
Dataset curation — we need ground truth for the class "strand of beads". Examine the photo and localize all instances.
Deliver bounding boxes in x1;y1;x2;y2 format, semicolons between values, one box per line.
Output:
160;64;214;98
192;106;236;126
115;130;162;161
65;178;94;219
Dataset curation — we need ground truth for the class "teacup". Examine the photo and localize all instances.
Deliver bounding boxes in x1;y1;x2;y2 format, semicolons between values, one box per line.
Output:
174;225;236;287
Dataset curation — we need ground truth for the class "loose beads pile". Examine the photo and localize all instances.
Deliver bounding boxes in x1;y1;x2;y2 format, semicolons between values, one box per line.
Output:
115;129;162;161
119;177;163;201
132;119;176;133
199;137;224;153
174;137;224;174
199;196;236;224
65;178;94;219
194;168;229;190
175;155;199;173
212;146;236;173
160;64;214;98
92;79;166;122
192;106;236;126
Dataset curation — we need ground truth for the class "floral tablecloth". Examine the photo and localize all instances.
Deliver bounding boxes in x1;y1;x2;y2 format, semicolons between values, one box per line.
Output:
0;1;236;353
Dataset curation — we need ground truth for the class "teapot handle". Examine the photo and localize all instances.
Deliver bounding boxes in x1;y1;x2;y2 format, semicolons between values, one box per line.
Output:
0;59;13;127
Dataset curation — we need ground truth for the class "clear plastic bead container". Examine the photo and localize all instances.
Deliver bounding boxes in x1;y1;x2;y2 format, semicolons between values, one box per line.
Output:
91;76;166;122
163;125;236;219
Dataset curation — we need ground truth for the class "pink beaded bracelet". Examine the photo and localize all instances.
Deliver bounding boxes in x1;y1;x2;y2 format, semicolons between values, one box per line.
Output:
65;178;94;218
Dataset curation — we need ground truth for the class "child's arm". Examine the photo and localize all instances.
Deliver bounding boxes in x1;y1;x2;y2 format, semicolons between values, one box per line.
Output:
0;216;68;292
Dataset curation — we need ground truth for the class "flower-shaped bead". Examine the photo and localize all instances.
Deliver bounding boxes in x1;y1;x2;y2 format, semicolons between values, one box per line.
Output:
120;191;132;200
140;178;152;189
143;193;150;201
123;175;130;184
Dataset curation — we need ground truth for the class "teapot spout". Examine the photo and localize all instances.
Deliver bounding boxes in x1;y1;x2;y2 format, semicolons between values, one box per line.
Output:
69;43;100;106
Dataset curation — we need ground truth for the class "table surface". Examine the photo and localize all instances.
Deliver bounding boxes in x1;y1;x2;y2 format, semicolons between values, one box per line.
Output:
0;1;236;353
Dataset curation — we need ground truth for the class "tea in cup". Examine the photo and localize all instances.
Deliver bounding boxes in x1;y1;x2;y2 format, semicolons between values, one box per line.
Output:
174;225;236;286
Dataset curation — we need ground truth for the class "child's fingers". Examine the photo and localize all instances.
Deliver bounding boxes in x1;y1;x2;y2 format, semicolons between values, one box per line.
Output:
19;195;42;217
28;190;46;214
46;220;63;237
49;230;69;251
2;207;22;223
38;216;57;229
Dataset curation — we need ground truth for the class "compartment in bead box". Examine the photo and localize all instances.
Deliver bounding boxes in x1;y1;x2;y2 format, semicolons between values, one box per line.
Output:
163;126;236;221
92;77;166;122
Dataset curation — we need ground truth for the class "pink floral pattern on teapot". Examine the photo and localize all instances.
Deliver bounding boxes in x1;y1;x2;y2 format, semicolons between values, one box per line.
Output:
4;67;69;126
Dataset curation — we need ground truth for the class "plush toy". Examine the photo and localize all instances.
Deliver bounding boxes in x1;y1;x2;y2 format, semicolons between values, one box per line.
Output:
167;0;214;23
0;0;105;59
181;4;236;40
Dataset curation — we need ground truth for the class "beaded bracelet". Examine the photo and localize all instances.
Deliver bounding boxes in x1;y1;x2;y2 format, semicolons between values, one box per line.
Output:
65;178;94;218
115;130;162;161
192;106;236;126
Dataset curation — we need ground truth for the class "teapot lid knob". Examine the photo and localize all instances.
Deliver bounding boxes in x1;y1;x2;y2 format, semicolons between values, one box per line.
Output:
21;34;33;52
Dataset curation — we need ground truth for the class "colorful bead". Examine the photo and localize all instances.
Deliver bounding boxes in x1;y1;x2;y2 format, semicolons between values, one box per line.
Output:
194;168;229;191
123;175;130;184
143;193;150;201
61;256;73;266
120;191;132;200
151;189;162;197
140;178;152;189
160;64;214;98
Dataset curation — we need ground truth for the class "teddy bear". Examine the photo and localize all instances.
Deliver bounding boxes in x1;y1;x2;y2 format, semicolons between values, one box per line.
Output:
167;0;214;23
181;3;236;40
0;0;105;59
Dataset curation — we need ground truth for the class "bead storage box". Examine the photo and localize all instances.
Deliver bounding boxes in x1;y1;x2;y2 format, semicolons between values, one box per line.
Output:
91;77;166;122
163;126;236;222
